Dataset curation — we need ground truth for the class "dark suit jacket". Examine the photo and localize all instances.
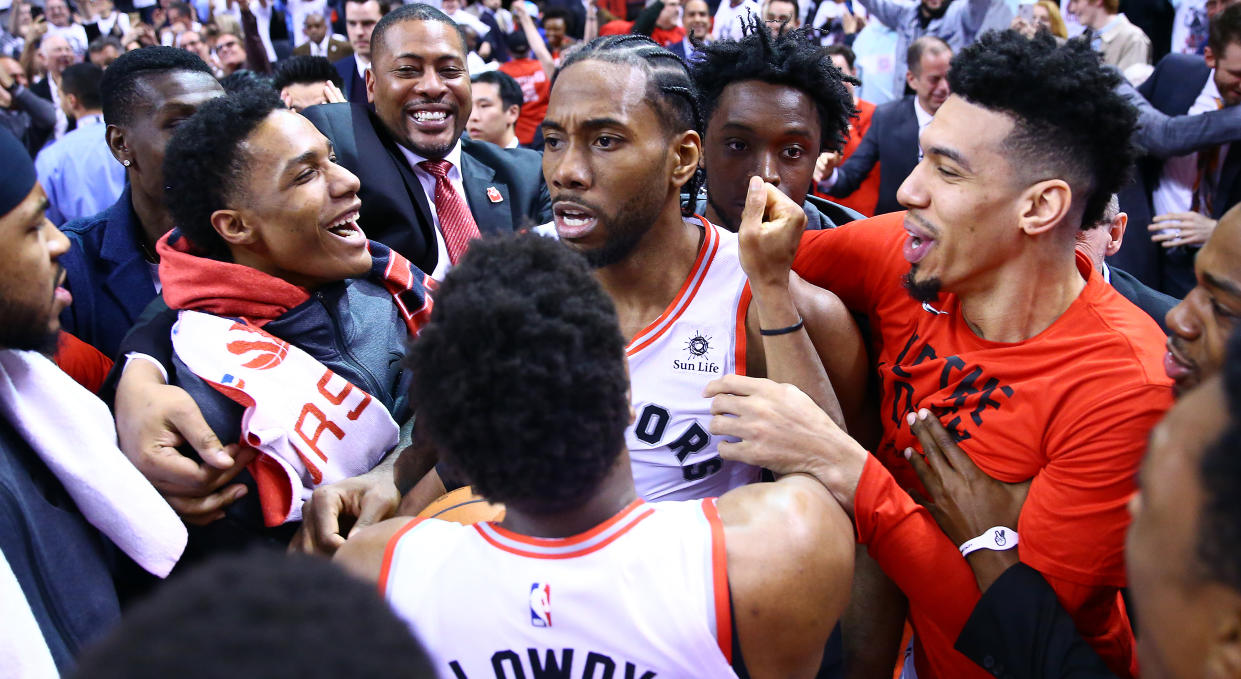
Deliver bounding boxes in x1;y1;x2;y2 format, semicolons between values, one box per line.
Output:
332;54;369;105
1119;52;1240;296
58;186;159;360
293;35;353;62
1109;264;1178;332
827;95;918;216
300;102;551;273
30;78;75;141
956;563;1117;679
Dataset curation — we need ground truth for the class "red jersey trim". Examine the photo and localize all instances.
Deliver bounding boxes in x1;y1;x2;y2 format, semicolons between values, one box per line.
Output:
627;216;720;356
735;283;752;377
701;498;732;663
474;505;655;559
378;517;426;596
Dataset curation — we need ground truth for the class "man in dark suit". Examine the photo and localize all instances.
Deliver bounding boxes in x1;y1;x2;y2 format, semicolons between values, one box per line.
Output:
1129;5;1241;296
816;36;951;215
293;13;353;61
306;3;550;275
333;0;389;104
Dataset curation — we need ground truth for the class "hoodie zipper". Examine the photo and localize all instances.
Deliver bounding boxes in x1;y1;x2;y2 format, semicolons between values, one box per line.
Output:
315;291;387;401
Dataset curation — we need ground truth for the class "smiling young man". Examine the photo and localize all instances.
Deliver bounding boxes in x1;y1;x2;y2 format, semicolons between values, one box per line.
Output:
536;34;867;504
150;88;432;560
709;31;1172;679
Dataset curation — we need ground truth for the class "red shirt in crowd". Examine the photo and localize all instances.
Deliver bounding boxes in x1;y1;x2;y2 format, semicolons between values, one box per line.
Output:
597;20;686;47
791;212;1173;679
498;58;550;145
818;97;879;217
54;331;113;394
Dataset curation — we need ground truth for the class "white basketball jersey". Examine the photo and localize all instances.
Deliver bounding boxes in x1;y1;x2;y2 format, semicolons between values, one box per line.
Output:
382;499;740;679
626;218;760;501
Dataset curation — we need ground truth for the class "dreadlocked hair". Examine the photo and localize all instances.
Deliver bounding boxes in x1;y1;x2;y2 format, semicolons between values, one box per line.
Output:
555;34;705;216
692;15;857;153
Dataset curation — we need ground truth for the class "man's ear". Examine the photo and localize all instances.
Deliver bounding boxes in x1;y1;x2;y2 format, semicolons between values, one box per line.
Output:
1207;45;1218;71
1017;179;1072;238
1106;211;1128;257
211;209;257;246
364;64;374;104
106;124;132;168
671;129;701;189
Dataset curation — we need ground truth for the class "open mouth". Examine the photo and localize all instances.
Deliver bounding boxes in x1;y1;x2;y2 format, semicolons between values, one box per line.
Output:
407;105;453;132
326;207;364;241
903;218;937;264
1163;340;1196;383
553;202;598;240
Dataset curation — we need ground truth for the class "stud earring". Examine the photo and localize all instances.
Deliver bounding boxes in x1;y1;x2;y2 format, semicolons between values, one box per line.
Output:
123;159;131;167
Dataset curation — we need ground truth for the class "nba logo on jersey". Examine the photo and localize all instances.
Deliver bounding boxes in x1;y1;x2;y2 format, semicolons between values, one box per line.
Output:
529;582;552;627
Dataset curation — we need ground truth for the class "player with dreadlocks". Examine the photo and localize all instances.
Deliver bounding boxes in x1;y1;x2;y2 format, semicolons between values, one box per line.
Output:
692;20;859;233
532;33;867;504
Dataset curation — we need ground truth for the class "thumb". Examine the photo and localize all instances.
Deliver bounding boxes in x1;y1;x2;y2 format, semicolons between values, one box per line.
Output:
349;493;394;537
169;402;234;469
739;176;766;233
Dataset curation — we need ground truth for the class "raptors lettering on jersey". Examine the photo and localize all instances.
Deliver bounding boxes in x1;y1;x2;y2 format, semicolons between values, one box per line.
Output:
625;219;760;501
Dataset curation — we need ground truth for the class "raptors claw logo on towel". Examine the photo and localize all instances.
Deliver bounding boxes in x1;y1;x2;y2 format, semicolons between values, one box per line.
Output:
225;324;291;370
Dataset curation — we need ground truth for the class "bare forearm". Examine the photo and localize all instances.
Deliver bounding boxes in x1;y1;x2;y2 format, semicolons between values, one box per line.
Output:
752;279;843;426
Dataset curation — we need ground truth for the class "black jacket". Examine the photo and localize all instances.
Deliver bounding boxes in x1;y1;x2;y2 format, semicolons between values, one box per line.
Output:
301;102;552;273
956;563;1118;679
122;277;413;561
0;415;120;673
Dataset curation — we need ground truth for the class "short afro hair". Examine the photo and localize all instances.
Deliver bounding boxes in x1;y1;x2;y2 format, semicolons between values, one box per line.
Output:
70;551;436;679
271;54;345;91
370;4;467;63
100;45;216;126
692;18;856;153
407;234;631;515
163;88;284;260
556;34;706;215
1196;327;1241;593
947;30;1137;230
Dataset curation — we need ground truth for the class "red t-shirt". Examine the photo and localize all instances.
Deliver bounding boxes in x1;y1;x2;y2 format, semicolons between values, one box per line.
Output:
792;212;1172;679
498;58;550;145
817;98;879;217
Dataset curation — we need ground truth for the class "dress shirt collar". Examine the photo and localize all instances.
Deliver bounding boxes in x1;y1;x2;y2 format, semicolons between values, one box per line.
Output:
398;139;466;182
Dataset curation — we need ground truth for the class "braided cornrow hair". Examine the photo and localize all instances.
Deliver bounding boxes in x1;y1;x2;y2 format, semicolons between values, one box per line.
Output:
554;34;706;216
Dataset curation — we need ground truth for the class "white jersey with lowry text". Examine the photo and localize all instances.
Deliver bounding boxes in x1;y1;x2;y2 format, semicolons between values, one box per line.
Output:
382;498;739;679
626;218;760;501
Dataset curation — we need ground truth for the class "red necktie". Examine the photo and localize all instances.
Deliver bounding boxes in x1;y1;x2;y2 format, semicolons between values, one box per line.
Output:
418;159;482;265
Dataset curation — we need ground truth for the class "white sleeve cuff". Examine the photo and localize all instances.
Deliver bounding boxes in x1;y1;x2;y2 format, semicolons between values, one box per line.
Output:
123;352;169;384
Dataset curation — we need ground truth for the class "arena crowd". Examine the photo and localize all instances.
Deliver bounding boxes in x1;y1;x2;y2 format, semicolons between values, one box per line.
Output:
2;0;1241;676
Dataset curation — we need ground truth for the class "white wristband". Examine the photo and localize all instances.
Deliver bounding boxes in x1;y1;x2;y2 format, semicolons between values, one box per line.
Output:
958;526;1018;557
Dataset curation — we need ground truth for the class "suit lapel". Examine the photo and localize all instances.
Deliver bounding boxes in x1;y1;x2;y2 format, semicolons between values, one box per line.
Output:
460;151;513;235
